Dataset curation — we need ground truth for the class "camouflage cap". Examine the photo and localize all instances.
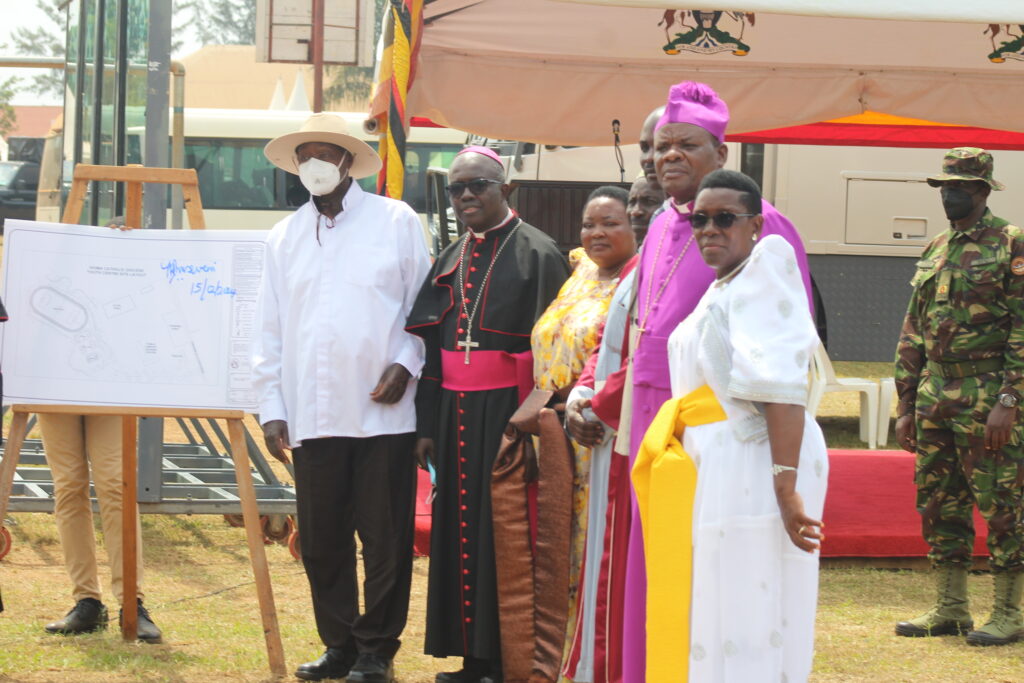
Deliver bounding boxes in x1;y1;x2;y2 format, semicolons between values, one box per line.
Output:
926;147;1005;191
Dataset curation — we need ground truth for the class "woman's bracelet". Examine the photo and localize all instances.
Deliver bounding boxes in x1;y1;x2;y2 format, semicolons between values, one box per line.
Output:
771;464;797;476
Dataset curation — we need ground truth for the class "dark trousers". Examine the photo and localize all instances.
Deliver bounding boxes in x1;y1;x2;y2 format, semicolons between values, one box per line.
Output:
293;433;417;657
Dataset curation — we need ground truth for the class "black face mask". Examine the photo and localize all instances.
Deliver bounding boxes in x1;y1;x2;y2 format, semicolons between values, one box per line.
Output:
941;187;975;221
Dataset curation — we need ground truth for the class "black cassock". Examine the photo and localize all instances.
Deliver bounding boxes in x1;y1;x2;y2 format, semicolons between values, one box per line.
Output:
407;218;569;663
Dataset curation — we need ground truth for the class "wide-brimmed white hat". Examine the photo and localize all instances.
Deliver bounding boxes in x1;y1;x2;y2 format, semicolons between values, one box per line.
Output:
264;112;383;179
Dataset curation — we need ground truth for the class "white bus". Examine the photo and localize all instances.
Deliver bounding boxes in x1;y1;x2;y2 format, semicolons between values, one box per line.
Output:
126;108;467;229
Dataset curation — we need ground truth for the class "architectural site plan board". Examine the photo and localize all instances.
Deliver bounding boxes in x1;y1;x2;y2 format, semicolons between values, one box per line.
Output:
0;220;267;411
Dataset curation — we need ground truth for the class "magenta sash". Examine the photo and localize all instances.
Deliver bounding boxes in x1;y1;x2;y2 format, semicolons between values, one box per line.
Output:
441;349;534;403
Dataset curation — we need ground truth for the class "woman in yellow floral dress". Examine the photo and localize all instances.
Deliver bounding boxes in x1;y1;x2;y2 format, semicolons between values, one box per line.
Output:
532;185;638;679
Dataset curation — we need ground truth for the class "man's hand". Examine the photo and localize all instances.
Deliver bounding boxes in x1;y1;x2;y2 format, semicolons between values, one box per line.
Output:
370;363;412;404
414;438;435;471
565;398;605;448
895;415;917;453
262;420;291;464
985;403;1017;451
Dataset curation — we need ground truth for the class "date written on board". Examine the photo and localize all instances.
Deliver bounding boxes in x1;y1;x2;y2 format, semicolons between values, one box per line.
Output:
191;277;237;301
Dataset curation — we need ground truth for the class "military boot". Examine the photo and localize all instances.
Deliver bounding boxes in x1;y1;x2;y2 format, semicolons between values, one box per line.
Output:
895;564;973;637
966;570;1024;646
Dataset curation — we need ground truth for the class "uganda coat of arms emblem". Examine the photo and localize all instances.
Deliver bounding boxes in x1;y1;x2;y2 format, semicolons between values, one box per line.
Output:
659;10;754;56
986;24;1024;62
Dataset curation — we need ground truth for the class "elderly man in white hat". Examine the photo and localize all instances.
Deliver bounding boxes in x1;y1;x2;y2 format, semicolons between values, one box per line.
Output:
253;113;431;682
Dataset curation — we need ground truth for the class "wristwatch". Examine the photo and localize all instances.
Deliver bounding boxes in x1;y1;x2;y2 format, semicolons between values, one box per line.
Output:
997;392;1019;408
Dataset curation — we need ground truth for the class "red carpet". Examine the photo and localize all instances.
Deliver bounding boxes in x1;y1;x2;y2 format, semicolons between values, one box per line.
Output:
821;449;987;558
413;450;990;559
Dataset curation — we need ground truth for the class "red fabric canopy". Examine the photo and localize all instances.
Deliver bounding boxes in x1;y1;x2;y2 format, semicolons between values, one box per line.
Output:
410;116;444;128
728;112;1024;151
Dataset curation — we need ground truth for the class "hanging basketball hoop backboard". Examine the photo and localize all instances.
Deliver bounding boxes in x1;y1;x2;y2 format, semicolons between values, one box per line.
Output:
255;0;375;66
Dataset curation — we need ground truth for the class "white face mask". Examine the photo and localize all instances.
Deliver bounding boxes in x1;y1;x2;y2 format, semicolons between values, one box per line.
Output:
298;155;349;196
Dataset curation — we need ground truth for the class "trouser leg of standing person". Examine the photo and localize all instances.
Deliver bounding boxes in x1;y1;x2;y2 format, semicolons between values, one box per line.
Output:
915;374;979;567
349;432;417;659
39;414;103;604
953;378;1024;646
951;381;1024;573
894;375;975;637
82;415;144;606
39;414;114;635
294;438;361;652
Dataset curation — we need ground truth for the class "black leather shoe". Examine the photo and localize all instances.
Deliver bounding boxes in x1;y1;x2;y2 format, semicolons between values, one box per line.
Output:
435;673;470;683
435;656;494;683
118;600;163;644
295;647;357;681
346;653;395;683
435;673;502;683
436;667;492;682
45;598;108;635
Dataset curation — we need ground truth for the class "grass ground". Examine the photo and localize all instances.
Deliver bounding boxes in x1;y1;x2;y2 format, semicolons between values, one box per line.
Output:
1;362;1022;681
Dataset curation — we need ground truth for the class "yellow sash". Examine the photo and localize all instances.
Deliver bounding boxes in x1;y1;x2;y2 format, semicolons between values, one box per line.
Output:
631;384;726;683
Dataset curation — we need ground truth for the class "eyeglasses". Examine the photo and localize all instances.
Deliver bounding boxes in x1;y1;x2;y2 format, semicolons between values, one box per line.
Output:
690;211;757;230
446;178;502;197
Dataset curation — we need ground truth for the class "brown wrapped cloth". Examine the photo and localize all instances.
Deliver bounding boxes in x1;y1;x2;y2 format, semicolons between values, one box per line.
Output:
492;389;574;683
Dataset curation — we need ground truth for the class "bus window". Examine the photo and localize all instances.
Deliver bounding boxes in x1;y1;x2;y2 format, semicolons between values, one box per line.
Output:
403;144;460;212
740;143;765;191
126;134;142;165
285;172;308;208
186;138;278;210
348;142;460;211
181;135;461;215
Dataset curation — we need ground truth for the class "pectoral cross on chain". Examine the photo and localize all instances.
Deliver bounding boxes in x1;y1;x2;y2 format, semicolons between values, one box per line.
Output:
457;333;480;365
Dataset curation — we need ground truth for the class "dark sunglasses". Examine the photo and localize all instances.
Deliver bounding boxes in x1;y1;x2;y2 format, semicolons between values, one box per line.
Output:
690;211;757;230
446;178;502;197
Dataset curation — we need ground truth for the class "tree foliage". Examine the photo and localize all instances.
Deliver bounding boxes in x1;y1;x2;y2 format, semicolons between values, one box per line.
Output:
4;0;65;100
0;77;17;137
177;0;257;46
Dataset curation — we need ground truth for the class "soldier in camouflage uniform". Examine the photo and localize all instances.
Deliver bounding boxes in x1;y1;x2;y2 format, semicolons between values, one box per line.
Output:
894;148;1024;646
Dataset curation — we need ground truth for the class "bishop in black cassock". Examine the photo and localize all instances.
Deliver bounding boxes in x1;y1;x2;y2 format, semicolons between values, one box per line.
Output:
407;148;569;680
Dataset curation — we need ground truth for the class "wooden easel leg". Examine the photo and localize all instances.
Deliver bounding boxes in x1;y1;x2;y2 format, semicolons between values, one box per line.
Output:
121;415;138;642
125;180;144;229
61;179;89;225
181;185;206;229
0;411;31;524
228;418;286;675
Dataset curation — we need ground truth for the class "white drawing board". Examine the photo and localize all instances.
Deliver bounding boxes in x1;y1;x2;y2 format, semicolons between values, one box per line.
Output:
0;220;269;411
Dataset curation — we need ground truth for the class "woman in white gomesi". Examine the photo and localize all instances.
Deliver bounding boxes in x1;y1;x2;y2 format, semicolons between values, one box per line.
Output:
668;169;829;682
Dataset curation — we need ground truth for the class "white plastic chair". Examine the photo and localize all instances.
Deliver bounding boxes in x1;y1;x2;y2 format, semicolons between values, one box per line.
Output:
808;343;880;449
876;377;897;447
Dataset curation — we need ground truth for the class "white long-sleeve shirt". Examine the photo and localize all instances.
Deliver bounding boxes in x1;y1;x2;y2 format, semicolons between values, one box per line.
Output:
251;182;430;444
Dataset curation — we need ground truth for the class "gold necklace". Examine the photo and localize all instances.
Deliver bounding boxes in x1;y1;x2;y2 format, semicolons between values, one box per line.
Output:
598;260;628;282
714;253;752;287
637;224;695;335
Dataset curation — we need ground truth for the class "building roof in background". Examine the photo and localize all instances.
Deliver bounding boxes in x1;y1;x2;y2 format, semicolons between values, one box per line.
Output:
8;106;62;138
179;44;370;111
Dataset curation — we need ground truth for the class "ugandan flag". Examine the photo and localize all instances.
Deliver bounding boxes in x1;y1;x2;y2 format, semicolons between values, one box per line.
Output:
370;0;425;200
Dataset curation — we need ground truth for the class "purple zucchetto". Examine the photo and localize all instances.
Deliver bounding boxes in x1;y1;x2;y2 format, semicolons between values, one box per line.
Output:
655;81;730;142
456;145;505;171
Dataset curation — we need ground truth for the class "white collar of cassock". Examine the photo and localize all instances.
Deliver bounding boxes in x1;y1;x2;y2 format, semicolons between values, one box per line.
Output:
469;209;515;239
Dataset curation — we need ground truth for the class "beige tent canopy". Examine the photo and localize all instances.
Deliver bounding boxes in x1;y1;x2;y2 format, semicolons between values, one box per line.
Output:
408;1;1024;146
